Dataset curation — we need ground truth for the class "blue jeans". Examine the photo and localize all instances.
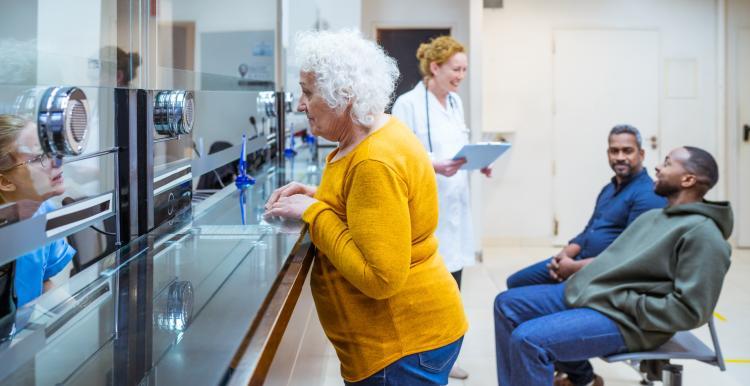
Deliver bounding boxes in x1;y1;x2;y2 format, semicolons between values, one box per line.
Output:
507;257;561;288
345;337;463;386
494;284;627;386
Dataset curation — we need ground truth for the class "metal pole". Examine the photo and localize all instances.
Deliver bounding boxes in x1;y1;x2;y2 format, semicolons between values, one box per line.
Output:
275;91;286;170
274;0;286;173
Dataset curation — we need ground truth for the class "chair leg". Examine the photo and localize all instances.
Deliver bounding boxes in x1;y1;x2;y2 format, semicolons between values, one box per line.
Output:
640;359;669;382
662;364;683;386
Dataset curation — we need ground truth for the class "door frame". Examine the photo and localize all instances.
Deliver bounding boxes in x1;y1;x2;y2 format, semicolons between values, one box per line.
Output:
731;27;750;248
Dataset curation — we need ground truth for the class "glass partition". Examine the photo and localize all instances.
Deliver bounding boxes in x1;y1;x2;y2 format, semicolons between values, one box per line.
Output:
0;1;122;317
146;0;279;186
0;152;318;385
0;0;284;336
0;1;313;384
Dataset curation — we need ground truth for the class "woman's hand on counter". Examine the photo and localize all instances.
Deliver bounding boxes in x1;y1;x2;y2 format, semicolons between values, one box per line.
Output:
480;166;493;177
264;194;317;220
265;181;317;210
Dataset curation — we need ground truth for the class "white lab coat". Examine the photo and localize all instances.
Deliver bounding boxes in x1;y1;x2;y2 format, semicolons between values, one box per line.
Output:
392;82;475;273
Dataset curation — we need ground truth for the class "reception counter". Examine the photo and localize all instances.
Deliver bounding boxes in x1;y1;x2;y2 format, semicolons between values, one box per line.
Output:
0;153;322;386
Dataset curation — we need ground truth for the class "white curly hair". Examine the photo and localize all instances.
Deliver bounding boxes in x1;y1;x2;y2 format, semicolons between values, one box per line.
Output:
294;29;399;126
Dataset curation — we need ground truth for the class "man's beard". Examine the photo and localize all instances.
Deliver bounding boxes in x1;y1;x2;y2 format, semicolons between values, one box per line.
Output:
611;162;633;179
654;180;679;197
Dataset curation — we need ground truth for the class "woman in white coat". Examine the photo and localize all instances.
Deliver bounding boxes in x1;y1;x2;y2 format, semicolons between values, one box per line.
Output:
392;36;491;379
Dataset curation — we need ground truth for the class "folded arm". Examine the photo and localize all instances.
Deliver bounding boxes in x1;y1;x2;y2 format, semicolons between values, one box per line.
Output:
625;223;731;332
302;160;412;299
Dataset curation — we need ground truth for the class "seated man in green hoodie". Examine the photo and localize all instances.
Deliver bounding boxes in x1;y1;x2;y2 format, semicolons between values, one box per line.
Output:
494;146;732;386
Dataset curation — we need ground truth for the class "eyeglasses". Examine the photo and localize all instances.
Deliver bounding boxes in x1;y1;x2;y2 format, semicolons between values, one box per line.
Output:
0;153;63;172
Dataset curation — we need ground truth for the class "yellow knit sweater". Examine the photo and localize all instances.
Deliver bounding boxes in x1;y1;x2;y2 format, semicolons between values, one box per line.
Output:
301;116;468;382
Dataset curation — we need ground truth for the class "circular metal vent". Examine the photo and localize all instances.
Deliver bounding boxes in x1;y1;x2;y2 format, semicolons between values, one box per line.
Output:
183;94;194;130
37;86;90;156
155;280;194;332
68;100;88;142
154;90;195;136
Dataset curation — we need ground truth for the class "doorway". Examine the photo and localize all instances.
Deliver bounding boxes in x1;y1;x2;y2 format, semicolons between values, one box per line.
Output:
737;28;750;247
376;28;451;105
157;21;195;89
552;29;660;243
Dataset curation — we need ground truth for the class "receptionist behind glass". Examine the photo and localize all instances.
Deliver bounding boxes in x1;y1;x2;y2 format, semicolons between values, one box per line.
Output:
0;114;76;306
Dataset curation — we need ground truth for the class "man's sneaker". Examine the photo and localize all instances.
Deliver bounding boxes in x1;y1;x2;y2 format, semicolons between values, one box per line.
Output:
448;364;469;380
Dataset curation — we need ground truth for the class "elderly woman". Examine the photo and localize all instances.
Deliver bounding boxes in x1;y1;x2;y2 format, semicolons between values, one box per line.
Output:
0;114;75;307
264;30;468;385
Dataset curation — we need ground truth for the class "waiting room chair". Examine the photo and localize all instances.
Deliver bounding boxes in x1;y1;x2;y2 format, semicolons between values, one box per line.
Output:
603;317;725;386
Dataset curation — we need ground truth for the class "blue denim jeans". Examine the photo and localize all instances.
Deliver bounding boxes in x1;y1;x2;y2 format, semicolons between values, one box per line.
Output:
506;257;558;288
344;337;463;386
494;283;628;386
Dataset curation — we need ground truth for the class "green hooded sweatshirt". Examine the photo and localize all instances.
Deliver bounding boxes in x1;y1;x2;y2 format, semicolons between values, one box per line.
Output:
565;200;733;351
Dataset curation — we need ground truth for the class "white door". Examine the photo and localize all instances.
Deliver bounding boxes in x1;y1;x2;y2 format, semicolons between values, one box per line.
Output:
553;30;660;244
738;28;750;247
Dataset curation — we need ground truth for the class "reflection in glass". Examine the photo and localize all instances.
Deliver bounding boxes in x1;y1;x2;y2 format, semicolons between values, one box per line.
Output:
99;46;141;88
0;260;15;344
0;115;67;206
0;116;76;307
0;0;315;383
0;93;116;305
155;280;194;333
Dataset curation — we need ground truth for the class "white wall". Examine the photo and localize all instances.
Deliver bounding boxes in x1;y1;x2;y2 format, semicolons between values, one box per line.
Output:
469;0;484;253
481;0;721;243
727;0;750;247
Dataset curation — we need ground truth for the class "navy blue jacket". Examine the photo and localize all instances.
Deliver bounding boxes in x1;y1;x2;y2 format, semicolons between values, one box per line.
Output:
570;168;667;259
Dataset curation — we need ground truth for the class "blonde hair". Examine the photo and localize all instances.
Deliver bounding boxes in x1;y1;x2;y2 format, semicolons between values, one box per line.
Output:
0;114;25;165
417;36;466;80
0;114;27;204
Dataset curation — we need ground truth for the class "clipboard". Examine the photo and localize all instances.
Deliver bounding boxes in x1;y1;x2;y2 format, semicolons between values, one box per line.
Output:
452;142;512;170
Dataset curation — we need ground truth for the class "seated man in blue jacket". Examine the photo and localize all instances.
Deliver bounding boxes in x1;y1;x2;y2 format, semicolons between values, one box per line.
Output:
494;146;732;386
507;124;666;288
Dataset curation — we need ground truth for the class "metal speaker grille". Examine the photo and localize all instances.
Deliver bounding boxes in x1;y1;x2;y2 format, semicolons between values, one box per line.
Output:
68;100;88;142
153;90;194;136
182;96;194;131
37;86;89;156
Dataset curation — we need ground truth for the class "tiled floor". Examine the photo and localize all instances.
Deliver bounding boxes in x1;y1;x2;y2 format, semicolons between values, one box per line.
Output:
302;245;750;386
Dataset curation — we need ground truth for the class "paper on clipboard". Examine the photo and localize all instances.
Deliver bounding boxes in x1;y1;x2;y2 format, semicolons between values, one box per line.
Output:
452;142;512;170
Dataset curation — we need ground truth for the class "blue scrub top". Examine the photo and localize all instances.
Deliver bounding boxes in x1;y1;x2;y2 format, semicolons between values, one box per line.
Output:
569;168;667;259
14;200;76;307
